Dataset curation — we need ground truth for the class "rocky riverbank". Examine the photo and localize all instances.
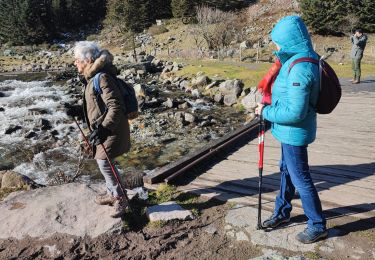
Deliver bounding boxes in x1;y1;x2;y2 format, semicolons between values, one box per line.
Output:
0;46;262;189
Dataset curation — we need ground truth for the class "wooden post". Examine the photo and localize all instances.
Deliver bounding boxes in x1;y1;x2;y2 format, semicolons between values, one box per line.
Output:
256;41;260;63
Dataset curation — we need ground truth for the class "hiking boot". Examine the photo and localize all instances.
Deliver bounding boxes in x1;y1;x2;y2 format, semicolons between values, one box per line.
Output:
110;198;129;218
262;214;291;228
296;228;328;244
94;194;116;206
352;80;360;84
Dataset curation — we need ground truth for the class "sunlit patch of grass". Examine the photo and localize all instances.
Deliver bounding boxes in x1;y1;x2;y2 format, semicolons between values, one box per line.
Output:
175;59;272;87
304;251;321;260
331;63;375;79
147;220;167;228
148;183;178;205
175;59;375;88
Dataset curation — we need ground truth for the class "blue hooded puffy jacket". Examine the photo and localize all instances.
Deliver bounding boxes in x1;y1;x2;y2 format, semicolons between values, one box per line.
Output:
262;16;320;146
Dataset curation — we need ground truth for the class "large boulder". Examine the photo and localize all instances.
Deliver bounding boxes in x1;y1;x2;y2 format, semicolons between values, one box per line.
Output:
219;79;244;97
0;183;137;239
241;89;262;111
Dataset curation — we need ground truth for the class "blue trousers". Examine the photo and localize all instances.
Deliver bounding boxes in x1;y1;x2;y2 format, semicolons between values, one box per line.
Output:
274;143;326;232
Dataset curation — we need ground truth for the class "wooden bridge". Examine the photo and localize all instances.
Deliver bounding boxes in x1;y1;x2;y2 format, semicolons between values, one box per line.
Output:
179;78;375;220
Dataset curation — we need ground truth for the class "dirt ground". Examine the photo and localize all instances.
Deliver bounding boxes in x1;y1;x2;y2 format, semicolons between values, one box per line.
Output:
0;194;374;260
0;198;259;260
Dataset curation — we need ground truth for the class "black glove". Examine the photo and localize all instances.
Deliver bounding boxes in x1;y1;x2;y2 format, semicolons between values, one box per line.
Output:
64;103;83;119
89;125;112;146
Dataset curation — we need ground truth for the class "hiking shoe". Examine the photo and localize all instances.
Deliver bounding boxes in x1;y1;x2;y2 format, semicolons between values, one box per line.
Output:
94;194;116;206
352;80;360;84
110;198;129;218
296;228;328;244
262;214;291;228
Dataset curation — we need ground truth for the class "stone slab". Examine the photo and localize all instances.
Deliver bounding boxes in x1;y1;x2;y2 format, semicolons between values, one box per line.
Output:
0;182;135;239
225;205;333;252
147;201;193;222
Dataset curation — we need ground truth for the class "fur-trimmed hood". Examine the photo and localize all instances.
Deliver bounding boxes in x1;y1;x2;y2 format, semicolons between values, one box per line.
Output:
83;49;117;79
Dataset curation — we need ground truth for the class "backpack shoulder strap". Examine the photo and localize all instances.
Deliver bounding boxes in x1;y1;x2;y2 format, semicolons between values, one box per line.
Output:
288;57;319;74
93;72;103;95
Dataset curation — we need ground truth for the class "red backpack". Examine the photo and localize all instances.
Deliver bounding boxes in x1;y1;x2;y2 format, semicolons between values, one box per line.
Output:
288;58;341;114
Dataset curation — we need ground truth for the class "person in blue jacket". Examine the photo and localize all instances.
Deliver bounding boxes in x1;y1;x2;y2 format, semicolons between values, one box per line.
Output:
255;16;327;244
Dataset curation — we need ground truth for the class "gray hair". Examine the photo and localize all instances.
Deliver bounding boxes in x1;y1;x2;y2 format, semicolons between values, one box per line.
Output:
73;41;100;62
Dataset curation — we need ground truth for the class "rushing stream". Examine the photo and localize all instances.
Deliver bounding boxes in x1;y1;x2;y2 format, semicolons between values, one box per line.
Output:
0;74;247;185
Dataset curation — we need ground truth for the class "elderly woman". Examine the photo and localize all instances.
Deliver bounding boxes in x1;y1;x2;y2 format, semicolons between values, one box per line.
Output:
69;41;130;218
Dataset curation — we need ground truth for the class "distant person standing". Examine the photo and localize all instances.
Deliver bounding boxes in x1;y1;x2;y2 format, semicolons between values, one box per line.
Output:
350;28;367;84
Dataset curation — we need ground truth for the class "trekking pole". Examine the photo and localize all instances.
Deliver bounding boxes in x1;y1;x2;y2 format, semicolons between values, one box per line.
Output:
72;117;133;213
72;117;93;154
256;115;265;230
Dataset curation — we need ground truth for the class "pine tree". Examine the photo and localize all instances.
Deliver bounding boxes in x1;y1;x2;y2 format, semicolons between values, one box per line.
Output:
300;0;353;35
171;0;195;18
0;0;53;44
360;0;375;31
139;0;154;29
153;0;172;19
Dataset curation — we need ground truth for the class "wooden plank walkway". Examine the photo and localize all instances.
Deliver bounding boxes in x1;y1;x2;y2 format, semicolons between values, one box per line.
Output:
181;81;375;220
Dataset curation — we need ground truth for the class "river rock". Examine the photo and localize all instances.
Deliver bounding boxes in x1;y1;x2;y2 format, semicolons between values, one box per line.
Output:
0;92;6;97
223;94;238;106
24;131;37;139
219;79;243;96
205;80;221;90
241;92;258;111
0;161;14;171
192;75;209;87
0;107;4;112
0;170;39;189
178;102;191;109
191;89;200;98
163;98;177;108
5;125;22;135
179;80;190;90
134;83;146;97
184;113;196;123
36;118;52;130
214;93;223;104
0;183;136;239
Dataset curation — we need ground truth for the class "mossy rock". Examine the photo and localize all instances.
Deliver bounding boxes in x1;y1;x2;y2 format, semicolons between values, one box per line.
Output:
1;170;39;189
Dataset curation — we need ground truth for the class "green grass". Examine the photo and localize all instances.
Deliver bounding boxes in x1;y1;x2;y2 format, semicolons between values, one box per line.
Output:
304;251;321;260
147;220;167;228
174;59;375;89
175;59;272;87
123;184;202;230
331;63;375;79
